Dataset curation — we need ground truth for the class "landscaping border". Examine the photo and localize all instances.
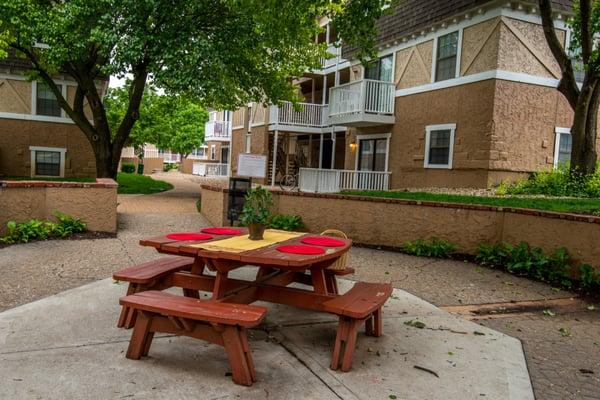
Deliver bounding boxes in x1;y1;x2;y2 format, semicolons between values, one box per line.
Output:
200;185;600;267
0;178;118;234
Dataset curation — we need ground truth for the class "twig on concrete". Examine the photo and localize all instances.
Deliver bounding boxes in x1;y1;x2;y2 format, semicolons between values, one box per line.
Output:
413;365;440;378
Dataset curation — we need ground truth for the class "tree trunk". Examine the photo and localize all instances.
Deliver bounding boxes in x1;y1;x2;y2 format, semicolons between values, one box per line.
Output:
570;84;600;175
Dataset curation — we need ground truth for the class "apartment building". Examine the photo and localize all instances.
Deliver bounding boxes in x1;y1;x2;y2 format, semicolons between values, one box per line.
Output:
0;51;108;178
206;0;598;191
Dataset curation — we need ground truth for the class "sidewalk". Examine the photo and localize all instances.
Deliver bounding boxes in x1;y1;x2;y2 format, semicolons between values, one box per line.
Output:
0;275;534;400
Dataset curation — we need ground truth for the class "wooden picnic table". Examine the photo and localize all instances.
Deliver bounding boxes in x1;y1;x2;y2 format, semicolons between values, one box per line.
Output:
139;228;353;311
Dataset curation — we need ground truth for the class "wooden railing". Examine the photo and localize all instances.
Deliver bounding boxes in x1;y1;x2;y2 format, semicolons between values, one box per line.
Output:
329;79;395;117
298;168;391;193
269;101;328;128
192;162;229;177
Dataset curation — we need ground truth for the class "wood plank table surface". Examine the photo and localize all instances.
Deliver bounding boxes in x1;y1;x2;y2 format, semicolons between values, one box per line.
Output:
139;228;353;311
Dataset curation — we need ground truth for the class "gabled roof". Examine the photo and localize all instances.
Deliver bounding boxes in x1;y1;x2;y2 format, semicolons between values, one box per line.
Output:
343;0;573;59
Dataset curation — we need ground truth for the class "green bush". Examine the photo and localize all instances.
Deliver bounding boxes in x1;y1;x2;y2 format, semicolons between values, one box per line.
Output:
475;242;600;290
0;212;87;244
507;164;600;198
267;214;304;231
402;237;456;258
121;163;136;173
163;163;179;172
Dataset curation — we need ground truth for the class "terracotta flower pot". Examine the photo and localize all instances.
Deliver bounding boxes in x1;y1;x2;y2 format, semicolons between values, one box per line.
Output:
248;223;266;240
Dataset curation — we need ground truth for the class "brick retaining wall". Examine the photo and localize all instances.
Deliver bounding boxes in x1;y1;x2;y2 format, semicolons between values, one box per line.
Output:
200;185;600;266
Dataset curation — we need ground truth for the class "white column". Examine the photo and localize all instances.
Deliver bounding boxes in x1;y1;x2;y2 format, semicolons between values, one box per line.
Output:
322;75;328;105
271;131;279;186
330;128;336;169
318;133;324;169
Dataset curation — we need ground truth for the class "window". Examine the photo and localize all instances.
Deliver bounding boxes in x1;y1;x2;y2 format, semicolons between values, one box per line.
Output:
36;82;62;117
357;136;389;172
30;146;66;177
210;145;216;160
425;124;456;169
365;55;393;82
245;133;252;153
191;147;206;158
554;128;572;167
435;32;459;82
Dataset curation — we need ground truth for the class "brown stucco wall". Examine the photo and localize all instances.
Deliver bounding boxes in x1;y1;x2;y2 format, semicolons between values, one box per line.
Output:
200;185;600;267
180;157;194;174
0;179;118;234
0;118;96;178
140;157;164;174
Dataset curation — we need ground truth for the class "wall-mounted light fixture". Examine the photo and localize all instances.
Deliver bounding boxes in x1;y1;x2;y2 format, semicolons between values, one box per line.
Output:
349;140;357;150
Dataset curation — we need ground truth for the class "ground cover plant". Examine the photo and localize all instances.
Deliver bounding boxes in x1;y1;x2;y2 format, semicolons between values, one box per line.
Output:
343;190;600;215
0;212;87;244
116;172;173;194
402;237;456;258
267;214;304;231
503;164;600;198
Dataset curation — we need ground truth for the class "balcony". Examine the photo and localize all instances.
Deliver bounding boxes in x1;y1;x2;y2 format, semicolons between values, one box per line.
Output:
320;44;346;69
268;101;329;133
205;121;232;141
192;162;229;177
328;79;396;127
299;168;391;193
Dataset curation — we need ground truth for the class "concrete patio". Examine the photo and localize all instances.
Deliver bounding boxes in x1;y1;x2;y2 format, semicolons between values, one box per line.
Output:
0;270;534;400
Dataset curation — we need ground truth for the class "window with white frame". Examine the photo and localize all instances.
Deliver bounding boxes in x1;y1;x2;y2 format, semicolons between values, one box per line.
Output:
245;133;252;153
191;147;206;158
210;145;216;160
30;146;66;177
36;82;63;117
424;124;456;169
554;127;572;167
435;32;459;82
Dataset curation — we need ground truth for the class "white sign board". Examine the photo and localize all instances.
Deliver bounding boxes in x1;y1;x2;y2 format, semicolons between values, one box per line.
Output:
237;154;267;178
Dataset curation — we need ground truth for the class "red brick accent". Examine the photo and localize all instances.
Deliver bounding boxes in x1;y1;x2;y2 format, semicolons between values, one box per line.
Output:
1;178;118;189
199;184;600;225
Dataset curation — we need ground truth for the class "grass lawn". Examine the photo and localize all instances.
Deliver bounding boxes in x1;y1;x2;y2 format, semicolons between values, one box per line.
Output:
117;172;173;194
1;176;95;182
343;190;600;215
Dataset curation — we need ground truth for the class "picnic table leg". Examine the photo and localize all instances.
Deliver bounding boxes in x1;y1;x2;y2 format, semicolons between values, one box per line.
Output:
126;311;153;360
340;319;361;372
222;326;255;386
117;283;137;328
310;268;329;294
212;271;229;300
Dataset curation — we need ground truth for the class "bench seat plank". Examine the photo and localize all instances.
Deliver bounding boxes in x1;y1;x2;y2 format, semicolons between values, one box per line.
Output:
113;256;193;284
120;291;267;328
322;282;392;319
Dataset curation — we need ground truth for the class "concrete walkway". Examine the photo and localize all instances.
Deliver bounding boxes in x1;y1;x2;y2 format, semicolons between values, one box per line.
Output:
0;274;534;400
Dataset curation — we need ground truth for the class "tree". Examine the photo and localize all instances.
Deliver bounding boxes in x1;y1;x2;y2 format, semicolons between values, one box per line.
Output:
104;84;208;156
0;0;393;178
539;0;599;175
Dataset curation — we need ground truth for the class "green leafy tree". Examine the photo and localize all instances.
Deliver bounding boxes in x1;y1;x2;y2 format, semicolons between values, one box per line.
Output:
539;0;600;175
0;0;393;178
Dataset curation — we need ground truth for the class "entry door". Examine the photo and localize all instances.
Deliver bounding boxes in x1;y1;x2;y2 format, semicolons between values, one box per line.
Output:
221;147;230;164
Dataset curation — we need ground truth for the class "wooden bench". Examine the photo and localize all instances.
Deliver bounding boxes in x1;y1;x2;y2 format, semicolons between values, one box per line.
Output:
120;291;267;386
322;281;393;372
113;256;194;328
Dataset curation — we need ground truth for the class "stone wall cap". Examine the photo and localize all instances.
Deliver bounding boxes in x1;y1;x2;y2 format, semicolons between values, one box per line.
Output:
0;178;118;189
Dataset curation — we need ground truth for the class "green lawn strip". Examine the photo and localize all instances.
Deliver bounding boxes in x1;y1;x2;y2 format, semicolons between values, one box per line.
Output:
342;190;600;215
116;172;173;194
1;176;95;182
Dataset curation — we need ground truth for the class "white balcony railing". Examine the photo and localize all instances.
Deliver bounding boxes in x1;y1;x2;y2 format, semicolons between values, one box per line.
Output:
320;44;346;69
143;149;180;163
329;79;395;121
299;168;390;193
269;101;328;128
192;162;229;177
205;121;232;141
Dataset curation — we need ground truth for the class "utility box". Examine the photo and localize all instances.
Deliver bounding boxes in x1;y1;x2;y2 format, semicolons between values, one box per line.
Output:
227;177;251;226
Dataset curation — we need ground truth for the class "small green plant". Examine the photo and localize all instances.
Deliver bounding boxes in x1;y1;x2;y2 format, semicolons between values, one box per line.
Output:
506;164;600;198
239;186;273;226
51;211;87;237
121;163;136;173
163;163;179;172
267;214;304;231
579;264;600;289
0;212;87;244
195;198;202;213
402;237;456;258
495;180;509;196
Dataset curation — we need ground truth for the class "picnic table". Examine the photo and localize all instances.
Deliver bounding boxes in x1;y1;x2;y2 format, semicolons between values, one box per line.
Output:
115;228;392;385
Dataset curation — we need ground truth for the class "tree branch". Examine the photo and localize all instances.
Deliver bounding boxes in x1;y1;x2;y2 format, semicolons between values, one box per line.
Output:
538;0;580;108
580;0;593;65
114;66;148;153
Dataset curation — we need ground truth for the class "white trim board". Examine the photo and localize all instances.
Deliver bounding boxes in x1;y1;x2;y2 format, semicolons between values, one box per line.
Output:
396;70;560;97
0;111;75;124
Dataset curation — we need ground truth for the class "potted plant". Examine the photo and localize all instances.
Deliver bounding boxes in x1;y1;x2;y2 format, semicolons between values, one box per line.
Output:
239;186;273;240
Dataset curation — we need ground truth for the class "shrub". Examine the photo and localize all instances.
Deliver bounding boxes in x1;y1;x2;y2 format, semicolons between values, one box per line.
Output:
121;163;136;173
0;212;87;244
268;214;304;231
402;237;456;258
163;163;179;172
507;164;600;198
579;264;600;289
